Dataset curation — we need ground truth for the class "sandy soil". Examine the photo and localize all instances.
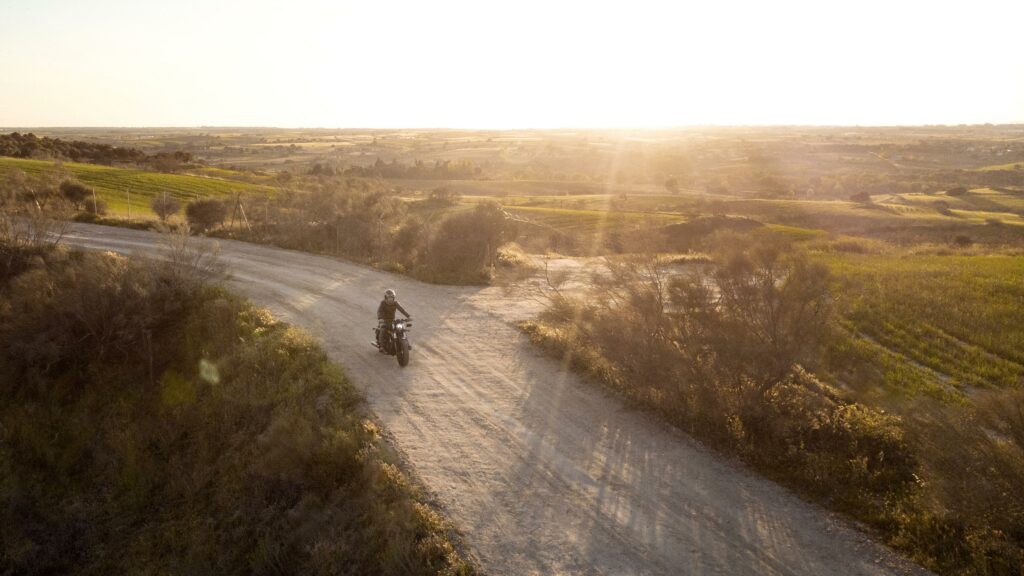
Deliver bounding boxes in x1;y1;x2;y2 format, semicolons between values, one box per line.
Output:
61;223;931;576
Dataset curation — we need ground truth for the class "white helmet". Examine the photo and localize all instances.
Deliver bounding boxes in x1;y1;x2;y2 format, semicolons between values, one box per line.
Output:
384;289;396;300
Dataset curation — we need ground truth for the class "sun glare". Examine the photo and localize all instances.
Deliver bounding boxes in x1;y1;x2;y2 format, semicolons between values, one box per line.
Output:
1;0;1022;127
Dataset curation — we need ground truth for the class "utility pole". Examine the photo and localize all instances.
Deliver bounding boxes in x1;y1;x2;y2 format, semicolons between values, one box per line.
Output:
378;212;384;264
126;186;131;220
229;192;239;230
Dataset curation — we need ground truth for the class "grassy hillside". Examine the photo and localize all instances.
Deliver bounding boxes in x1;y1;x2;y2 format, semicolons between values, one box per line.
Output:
0;156;273;217
0;240;474;575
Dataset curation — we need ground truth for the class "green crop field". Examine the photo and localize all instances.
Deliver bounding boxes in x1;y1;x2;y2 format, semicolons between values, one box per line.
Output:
387;178;669;198
502;204;685;235
820;251;1024;401
0;157;274;217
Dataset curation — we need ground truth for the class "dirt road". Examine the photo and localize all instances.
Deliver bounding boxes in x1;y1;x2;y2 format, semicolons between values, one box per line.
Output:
62;223;929;576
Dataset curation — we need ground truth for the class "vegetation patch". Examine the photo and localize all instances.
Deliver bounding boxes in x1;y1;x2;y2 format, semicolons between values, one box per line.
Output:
0;232;475;576
0;157;272;218
820;252;1024;395
525;236;1024;575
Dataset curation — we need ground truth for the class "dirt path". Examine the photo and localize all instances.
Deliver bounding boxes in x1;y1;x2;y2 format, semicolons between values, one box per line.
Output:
62;223;930;576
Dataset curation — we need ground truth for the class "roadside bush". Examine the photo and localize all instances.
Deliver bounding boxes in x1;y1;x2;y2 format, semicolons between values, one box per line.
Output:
151;194;182;222
421;201;514;283
186;198;227;232
59;179;90;210
0;242;475;576
84;196;106;215
947;186;969;196
0;212;67;285
232;179;409;266
1;168;30;205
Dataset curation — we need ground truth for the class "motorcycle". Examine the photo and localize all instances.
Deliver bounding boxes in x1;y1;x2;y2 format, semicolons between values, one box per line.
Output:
373;318;413;367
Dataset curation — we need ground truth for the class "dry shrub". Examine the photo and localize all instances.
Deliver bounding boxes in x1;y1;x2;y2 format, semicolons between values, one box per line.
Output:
0;211;67;286
0;250;210;389
150;194;182;221
495;242;533;268
235;179;410;266
420;201;515;284
0;241;474;575
898;393;1024;574
185;198;227;232
84;196;106;215
159;223;226;287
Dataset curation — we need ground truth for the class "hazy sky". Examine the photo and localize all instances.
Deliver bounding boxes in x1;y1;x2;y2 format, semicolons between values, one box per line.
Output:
2;0;1022;128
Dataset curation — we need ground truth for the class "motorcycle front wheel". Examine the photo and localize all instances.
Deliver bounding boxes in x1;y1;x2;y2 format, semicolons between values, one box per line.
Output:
397;338;410;367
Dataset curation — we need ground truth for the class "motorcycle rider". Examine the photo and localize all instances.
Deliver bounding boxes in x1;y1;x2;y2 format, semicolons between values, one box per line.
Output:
376;288;411;350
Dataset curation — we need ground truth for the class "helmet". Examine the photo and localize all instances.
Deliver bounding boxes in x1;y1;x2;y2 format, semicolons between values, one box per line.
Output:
384;289;396;300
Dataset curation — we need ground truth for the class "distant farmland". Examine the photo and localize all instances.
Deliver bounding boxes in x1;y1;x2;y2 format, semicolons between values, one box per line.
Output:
0;157;273;217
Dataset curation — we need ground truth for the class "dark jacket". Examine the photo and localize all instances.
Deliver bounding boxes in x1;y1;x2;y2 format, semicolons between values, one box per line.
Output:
377;299;409;322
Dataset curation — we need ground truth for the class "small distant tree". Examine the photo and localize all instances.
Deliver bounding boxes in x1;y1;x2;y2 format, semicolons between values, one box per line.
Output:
953;234;972;247
947;186;969;196
664;178;680;194
151;194;182;222
185;199;227;232
60;180;91;210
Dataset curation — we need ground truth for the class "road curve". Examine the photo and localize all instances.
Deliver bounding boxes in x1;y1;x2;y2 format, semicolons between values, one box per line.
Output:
62;223;930;576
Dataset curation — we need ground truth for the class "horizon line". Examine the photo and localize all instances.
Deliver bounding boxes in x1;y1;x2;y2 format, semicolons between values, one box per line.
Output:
3;122;1024;132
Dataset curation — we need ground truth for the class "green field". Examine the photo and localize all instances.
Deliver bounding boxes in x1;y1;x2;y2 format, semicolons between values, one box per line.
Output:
387;178;669;198
0;157;274;217
820;251;1024;401
502;204;685;234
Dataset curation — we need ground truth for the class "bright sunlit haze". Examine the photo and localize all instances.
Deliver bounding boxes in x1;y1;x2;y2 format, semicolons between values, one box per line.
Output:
1;0;1022;128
